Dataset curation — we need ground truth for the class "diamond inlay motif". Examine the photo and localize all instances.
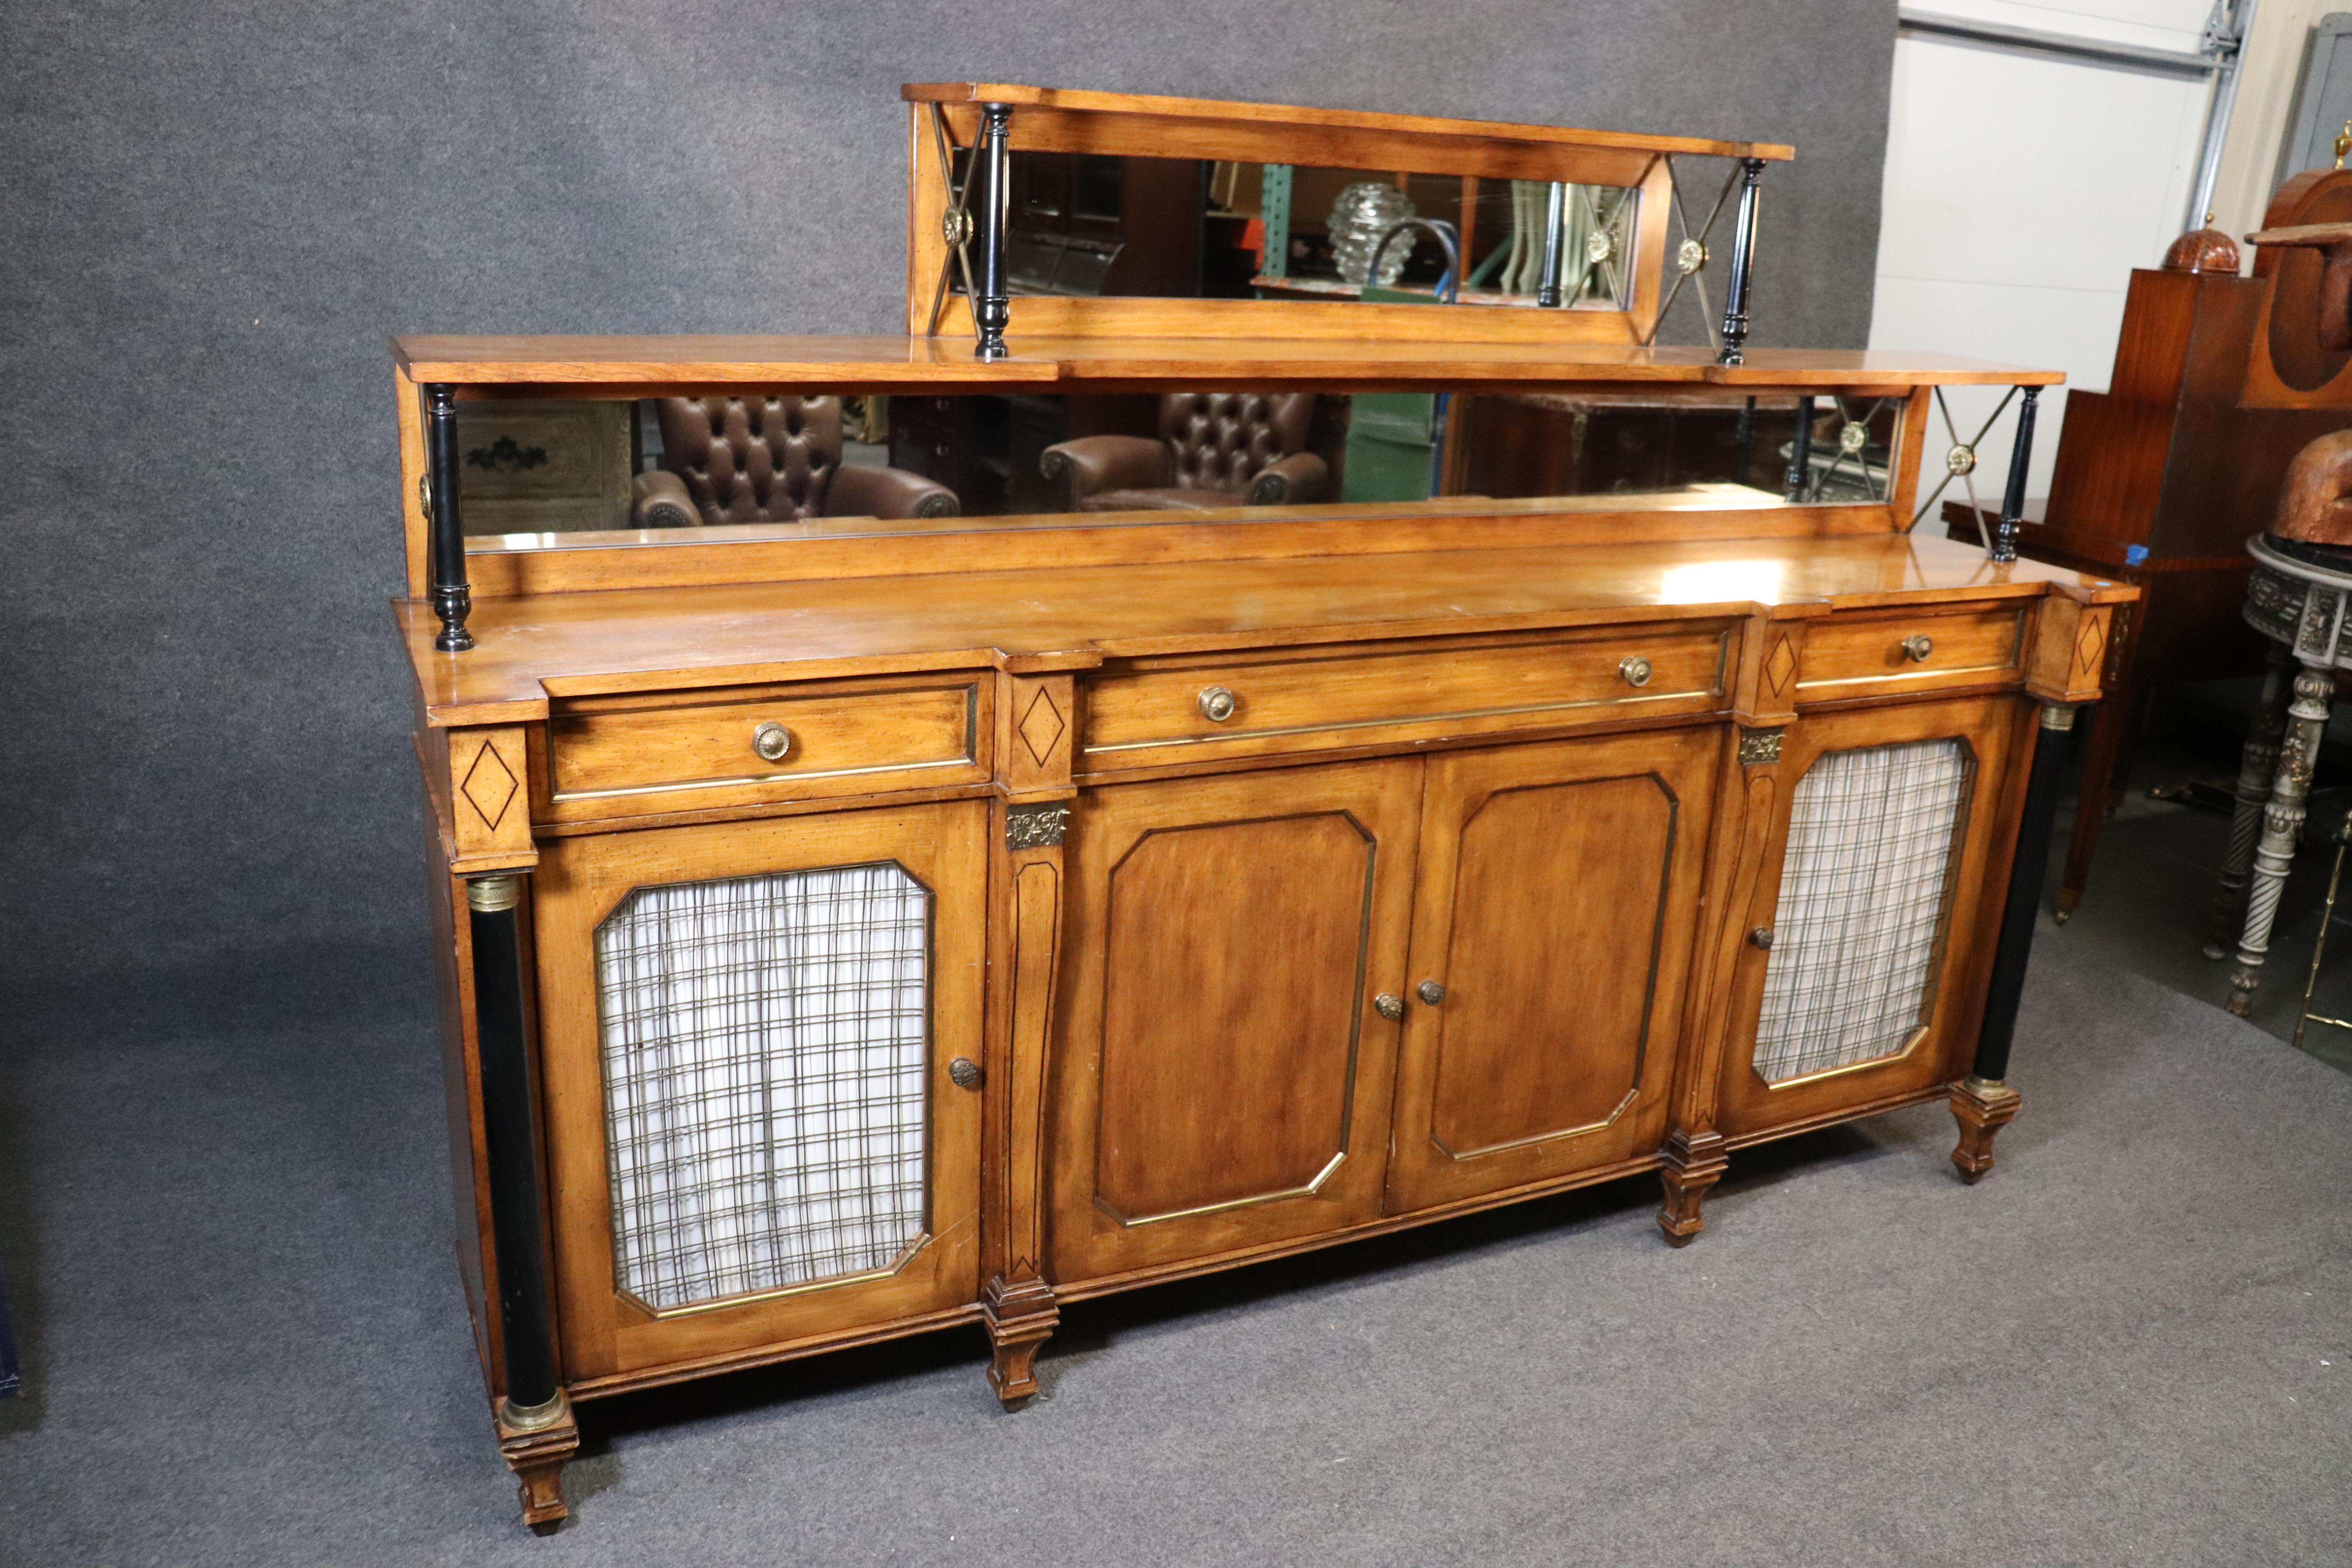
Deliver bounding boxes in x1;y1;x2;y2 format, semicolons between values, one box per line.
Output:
1764;633;1797;697
1018;688;1066;768
2074;613;2105;676
460;740;518;831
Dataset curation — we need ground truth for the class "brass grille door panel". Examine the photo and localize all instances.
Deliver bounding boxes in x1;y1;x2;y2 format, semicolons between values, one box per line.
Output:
1751;739;1971;1085
1718;696;2021;1142
1047;759;1421;1285
535;802;985;1383
596;864;930;1312
1385;730;1718;1214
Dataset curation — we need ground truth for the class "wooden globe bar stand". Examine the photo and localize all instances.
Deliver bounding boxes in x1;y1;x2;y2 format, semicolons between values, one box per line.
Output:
394;86;2132;1530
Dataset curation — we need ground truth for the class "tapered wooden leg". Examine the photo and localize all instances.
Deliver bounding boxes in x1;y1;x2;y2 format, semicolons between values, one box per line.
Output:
1655;1131;1728;1247
495;1392;577;1534
2209;642;2294;960
2229;665;2332;1017
984;1273;1058;1410
1948;1076;2022;1183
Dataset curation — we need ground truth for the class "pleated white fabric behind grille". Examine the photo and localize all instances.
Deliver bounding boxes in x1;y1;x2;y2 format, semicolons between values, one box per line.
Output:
1753;738;1971;1085
594;863;929;1311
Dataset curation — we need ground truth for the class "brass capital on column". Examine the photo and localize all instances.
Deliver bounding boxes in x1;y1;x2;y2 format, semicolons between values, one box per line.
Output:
468;873;523;913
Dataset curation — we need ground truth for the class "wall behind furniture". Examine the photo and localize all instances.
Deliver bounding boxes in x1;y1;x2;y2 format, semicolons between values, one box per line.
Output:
0;0;1893;1008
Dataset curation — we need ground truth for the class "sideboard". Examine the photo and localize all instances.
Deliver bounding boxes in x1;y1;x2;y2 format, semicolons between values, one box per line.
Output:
394;87;2129;1532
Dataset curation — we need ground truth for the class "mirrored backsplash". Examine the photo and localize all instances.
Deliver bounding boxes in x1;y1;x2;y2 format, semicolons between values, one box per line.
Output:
457;389;1900;549
993;150;1635;309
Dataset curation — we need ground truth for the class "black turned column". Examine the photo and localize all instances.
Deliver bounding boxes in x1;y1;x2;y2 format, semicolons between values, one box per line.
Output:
972;103;1014;361
1717;158;1766;365
1993;385;2040;564
1535;181;1569;308
426;384;474;652
468;874;562;1426
1953;704;2078;1180
1783;395;1817;501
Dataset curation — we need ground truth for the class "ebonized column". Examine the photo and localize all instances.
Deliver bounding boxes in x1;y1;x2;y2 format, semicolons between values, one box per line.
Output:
427;383;474;652
468;873;562;1427
1992;386;2040;564
1717;158;1765;364
973;103;1014;361
1783;395;1816;501
1952;703;2077;1180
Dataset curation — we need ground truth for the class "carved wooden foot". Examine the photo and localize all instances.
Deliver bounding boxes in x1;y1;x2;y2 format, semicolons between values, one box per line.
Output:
1655;1131;1728;1247
1948;1078;2022;1184
983;1273;1058;1410
496;1392;578;1534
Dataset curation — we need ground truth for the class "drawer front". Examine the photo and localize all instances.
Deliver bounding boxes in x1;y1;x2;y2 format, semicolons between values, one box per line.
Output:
1797;606;2024;701
1081;628;1730;772
545;680;987;815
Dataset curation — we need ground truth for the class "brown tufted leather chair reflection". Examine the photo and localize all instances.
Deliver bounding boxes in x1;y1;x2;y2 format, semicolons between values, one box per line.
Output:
633;396;958;527
1039;392;1329;512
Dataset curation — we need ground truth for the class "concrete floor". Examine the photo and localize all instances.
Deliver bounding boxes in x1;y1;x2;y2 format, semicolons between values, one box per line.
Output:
2043;717;2352;1078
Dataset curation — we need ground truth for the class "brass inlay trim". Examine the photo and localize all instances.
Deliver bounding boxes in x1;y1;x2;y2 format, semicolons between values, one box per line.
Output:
1759;1024;1929;1091
1083;685;1719;756
621;1233;927;1320
1794;661;2014;691
552;753;973;803
1430;1087;1639;1161
1105;1150;1348;1228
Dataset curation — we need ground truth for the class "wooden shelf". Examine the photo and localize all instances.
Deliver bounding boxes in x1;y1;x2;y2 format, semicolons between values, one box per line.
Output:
395;334;2062;393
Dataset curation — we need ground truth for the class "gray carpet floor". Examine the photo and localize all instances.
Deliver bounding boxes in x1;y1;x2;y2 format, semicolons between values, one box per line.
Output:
3;931;2348;1567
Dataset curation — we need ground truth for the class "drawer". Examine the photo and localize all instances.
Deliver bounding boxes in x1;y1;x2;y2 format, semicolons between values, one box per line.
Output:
543;679;989;816
1797;605;2024;701
1080;627;1730;772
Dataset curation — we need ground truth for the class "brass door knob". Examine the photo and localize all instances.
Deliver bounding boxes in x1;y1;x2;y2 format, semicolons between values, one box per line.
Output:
1417;980;1447;1005
1900;634;1934;663
949;1056;983;1089
1198;685;1238;722
1750;926;1775;950
1373;993;1405;1022
752;722;793;762
1619;655;1653;688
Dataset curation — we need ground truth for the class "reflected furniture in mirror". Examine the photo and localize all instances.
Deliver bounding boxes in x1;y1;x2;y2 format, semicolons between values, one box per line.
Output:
634;394;958;528
394;87;2132;1535
1040;390;1328;509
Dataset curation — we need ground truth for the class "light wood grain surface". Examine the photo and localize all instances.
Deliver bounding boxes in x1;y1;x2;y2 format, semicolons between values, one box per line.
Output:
397;532;2132;726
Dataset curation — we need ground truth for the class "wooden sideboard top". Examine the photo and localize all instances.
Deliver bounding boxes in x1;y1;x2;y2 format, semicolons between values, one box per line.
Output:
397;530;2131;726
392;335;2063;392
898;82;1796;163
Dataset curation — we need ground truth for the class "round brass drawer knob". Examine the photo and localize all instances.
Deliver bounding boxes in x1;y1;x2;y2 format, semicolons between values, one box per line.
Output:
949;1056;983;1089
1901;634;1934;663
1417;979;1447;1006
752;722;793;763
1198;685;1238;722
1619;655;1653;688
1373;993;1405;1022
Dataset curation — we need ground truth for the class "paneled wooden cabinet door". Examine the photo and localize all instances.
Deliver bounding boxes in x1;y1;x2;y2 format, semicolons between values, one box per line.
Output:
1047;759;1422;1286
1716;695;2024;1143
532;801;987;1385
1384;730;1720;1214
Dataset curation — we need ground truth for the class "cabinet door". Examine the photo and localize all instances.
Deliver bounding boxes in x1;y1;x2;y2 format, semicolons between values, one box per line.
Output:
533;801;986;1385
1716;695;2022;1142
1047;760;1421;1285
1384;730;1720;1214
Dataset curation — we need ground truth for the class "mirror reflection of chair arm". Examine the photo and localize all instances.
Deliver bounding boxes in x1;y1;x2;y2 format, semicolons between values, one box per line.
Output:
1247;452;1330;506
829;462;960;520
1040;434;1170;510
632;469;703;529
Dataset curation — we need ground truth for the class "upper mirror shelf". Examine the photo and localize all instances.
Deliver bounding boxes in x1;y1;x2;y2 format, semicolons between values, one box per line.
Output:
903;83;1793;349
